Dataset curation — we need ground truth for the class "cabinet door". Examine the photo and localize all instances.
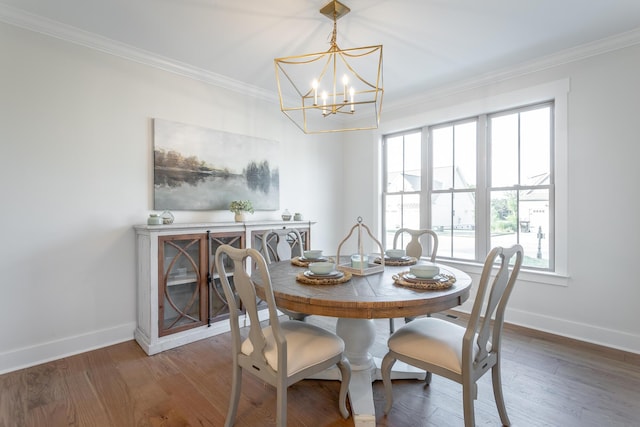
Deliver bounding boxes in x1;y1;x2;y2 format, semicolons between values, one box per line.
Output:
208;231;245;322
158;234;208;336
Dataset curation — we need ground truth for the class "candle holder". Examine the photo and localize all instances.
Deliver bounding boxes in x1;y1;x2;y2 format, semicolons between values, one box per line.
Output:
336;216;385;276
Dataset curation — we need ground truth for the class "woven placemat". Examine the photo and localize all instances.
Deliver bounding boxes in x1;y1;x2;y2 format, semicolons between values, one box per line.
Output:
291;256;334;267
392;271;456;290
296;270;352;285
373;256;418;266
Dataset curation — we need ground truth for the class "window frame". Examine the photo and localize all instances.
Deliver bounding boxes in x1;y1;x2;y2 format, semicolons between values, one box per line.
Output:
378;79;569;281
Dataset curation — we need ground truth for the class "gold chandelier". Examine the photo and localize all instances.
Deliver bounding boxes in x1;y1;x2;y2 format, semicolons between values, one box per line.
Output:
274;0;383;134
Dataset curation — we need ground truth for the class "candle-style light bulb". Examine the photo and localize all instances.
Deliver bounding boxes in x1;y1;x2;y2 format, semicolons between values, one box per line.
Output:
342;75;349;102
322;91;328;114
312;79;318;105
350;87;355;112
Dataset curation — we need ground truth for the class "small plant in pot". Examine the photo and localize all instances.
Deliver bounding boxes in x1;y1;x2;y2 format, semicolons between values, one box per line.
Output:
229;200;254;222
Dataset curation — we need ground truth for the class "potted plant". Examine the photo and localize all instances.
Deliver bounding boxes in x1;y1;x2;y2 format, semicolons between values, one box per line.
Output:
229;200;254;222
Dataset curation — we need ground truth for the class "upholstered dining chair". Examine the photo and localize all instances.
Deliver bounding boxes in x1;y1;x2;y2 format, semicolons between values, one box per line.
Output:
381;244;523;427
215;245;351;427
389;228;439;333
260;228;309;321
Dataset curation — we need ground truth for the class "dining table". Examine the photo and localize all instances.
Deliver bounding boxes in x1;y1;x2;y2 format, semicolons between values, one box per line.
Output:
252;256;472;427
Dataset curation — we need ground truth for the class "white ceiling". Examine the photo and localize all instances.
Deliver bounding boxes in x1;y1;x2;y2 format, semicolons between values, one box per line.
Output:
2;0;640;106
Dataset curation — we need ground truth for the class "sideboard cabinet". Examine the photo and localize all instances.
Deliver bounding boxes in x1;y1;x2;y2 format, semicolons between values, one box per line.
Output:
134;220;313;355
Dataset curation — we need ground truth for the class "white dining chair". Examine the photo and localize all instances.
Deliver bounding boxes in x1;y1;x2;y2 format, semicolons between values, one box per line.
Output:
215;245;351;427
381;244;523;427
260;228;309;321
389;228;439;333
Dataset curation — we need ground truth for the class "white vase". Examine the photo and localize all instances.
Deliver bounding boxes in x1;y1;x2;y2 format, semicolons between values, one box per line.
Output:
234;212;245;222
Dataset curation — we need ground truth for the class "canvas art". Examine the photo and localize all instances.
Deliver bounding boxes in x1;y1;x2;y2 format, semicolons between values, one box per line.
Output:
153;119;280;211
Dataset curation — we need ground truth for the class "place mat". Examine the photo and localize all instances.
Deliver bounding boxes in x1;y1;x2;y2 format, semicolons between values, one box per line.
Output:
296;270;352;285
291;256;333;267
373;256;418;266
392;271;456;290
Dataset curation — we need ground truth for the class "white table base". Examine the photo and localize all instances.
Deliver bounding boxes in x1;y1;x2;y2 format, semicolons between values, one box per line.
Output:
309;318;426;427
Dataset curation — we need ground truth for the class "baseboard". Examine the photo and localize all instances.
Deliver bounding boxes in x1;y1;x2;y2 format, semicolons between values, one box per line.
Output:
0;322;136;375
450;307;640;355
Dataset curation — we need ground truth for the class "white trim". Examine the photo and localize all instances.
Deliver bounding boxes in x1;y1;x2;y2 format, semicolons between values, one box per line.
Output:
0;3;278;104
1;3;638;111
0;322;135;375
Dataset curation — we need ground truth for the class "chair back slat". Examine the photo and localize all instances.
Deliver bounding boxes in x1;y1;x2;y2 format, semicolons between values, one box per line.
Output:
466;245;523;363
392;228;438;261
215;245;283;368
261;229;304;263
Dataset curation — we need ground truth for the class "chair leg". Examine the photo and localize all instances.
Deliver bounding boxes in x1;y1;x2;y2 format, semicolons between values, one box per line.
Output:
462;382;476;427
276;380;287;427
492;359;511;426
224;365;242;427
424;371;432;386
389;318;395;334
337;357;351;419
381;353;396;414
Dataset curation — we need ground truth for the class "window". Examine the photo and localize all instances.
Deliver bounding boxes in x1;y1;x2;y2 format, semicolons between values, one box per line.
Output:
382;102;554;270
382;130;421;247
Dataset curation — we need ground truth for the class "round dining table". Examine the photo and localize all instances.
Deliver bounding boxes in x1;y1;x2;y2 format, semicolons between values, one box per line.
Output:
253;258;472;427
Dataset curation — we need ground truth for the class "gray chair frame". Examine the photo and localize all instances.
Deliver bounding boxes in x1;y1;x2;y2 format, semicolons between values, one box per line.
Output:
390;228;439;333
260;228;309;321
381;244;523;427
215;245;351;427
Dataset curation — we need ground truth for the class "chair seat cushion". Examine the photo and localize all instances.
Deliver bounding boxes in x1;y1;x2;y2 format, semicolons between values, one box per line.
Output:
242;321;345;376
388;317;481;375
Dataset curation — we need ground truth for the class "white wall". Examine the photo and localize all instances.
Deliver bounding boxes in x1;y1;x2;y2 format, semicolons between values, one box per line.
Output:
344;42;640;353
0;22;346;373
2;20;639;375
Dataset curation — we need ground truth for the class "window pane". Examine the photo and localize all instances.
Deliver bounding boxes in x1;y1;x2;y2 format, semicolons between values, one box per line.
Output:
431;192;451;256
384;194;402;246
432;126;453;190
404;132;421;191
384;193;421;250
454;122;476;189
520;106;551;185
386;135;404;192
452;192;475;259
491;114;518;187
520;188;550;269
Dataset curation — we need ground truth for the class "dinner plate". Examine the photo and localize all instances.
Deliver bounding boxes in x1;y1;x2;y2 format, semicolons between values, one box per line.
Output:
385;255;412;261
403;273;446;283
304;270;344;279
299;256;329;263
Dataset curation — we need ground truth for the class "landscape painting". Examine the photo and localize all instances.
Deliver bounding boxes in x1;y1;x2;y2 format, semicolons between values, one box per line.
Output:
153;118;280;211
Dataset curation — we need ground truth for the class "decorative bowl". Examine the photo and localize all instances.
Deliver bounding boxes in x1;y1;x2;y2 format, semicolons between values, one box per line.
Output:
304;249;323;259
410;262;440;279
386;249;406;258
309;261;335;275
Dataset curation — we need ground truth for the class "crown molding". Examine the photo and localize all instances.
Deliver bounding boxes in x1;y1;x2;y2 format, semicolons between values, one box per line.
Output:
0;3;279;104
384;27;640;113
2;4;639;111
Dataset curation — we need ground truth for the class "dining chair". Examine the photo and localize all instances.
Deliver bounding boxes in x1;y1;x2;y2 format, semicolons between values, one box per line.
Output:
389;228;439;333
215;245;351;427
260;228;309;321
381;244;523;427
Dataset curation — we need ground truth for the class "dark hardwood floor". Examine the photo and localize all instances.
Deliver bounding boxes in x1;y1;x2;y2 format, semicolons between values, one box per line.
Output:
1;312;639;426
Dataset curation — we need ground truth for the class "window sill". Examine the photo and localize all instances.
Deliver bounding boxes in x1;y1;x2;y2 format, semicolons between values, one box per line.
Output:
439;258;570;287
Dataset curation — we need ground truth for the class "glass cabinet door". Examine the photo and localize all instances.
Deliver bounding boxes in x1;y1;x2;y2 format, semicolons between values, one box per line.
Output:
158;234;208;336
208;231;245;322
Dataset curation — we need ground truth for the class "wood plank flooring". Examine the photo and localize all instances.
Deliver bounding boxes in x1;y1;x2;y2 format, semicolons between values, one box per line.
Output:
1;312;639;426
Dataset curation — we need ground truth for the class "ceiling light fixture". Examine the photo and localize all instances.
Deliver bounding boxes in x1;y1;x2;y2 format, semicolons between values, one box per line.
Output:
274;0;383;134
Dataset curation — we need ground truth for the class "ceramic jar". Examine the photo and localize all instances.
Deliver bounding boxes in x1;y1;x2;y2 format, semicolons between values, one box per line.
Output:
147;214;163;225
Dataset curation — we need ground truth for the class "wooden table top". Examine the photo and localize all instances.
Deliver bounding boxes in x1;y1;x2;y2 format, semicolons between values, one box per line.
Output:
254;260;472;319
